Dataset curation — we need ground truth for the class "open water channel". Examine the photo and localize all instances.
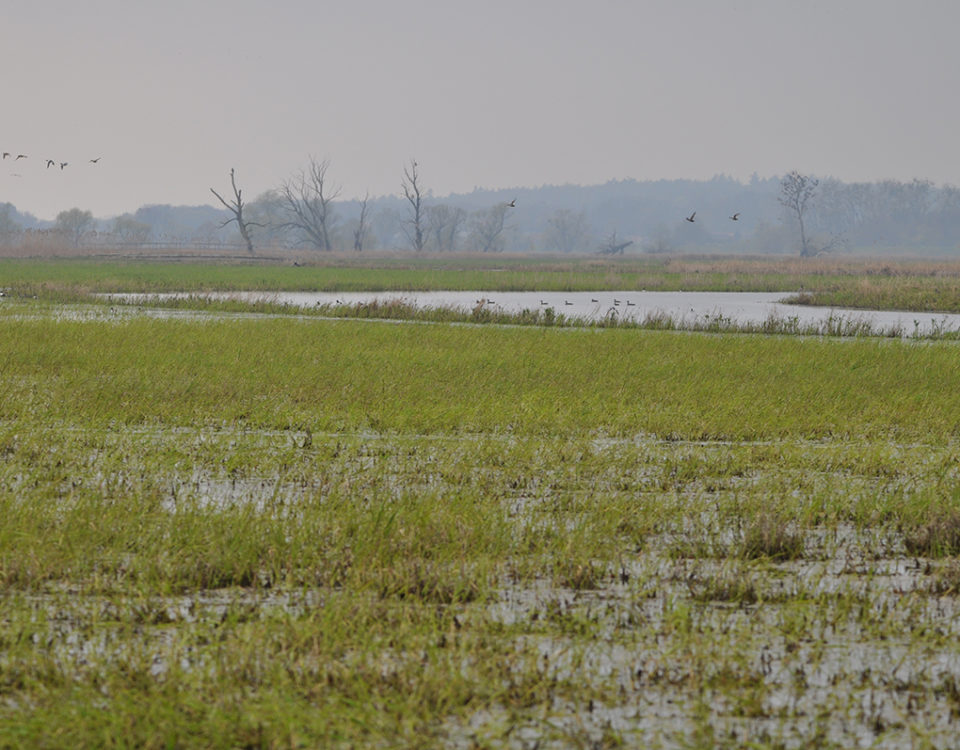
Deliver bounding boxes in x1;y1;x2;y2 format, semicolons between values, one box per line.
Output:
125;290;960;336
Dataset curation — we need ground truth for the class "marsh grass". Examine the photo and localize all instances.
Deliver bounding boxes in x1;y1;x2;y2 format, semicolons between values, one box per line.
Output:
4;314;960;439
96;293;949;339
685;564;760;605
8;254;960;313
5;291;960;745
930;560;960;594
740;512;806;561
903;508;960;557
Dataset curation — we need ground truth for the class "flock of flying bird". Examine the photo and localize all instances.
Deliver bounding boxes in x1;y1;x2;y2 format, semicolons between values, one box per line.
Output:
686;210;740;223
3;152;101;174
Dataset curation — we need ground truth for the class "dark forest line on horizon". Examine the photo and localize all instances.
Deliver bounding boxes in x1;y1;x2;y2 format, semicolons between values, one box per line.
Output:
2;173;959;256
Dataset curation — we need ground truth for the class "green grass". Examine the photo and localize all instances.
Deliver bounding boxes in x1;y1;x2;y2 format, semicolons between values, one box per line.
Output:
8;254;960;314
4;289;960;746
2;314;959;439
4;256;745;294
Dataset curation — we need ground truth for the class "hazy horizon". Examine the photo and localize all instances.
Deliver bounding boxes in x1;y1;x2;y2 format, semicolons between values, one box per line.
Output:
3;0;958;221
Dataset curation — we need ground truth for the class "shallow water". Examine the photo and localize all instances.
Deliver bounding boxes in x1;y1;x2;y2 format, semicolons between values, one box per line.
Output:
112;290;960;336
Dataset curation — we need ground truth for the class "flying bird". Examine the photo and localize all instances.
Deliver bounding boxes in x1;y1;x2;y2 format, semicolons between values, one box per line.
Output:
2;153;9;159
60;162;68;170
507;199;516;208
89;157;101;163
730;212;740;221
46;159;55;169
15;154;27;160
685;211;696;223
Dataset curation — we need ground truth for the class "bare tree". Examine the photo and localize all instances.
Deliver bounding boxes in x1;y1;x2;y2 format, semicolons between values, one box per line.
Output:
425;204;466;252
353;191;371;252
468;203;511;253
401;159;426;251
210;168;259;253
279;157;340;251
778;170;818;257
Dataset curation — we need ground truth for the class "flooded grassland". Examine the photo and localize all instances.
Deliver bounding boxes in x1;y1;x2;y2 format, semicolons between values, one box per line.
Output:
2;303;960;747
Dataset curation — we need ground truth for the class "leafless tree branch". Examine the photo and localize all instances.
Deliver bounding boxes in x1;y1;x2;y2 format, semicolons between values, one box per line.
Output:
278;157;340;250
210;168;256;253
401;159;425;252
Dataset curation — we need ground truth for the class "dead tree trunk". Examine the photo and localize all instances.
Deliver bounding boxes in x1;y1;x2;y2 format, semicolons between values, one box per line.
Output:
402;159;425;252
353;191;370;252
210;168;258;253
779;171;819;257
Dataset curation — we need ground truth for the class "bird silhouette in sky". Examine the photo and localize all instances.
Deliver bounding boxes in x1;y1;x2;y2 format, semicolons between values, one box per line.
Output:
89;157;100;163
15;154;27;160
2;153;8;159
60;162;68;170
46;159;55;169
730;212;740;221
685;211;696;223
507;198;516;208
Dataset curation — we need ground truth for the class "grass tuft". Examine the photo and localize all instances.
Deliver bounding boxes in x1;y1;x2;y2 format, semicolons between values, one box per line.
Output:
739;512;806;561
904;509;960;557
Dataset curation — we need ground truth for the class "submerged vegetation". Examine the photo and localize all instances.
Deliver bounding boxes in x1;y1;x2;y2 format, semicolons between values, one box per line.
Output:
3;256;960;746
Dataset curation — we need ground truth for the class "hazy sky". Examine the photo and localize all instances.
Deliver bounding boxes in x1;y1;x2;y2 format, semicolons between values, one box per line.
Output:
2;0;958;219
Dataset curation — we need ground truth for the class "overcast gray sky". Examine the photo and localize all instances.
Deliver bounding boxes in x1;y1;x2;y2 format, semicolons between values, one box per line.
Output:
2;0;957;219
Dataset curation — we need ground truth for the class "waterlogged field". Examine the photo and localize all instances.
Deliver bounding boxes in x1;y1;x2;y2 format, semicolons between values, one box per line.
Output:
2;258;960;747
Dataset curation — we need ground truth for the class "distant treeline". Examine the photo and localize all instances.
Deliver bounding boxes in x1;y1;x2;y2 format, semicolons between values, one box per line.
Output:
2;173;959;255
